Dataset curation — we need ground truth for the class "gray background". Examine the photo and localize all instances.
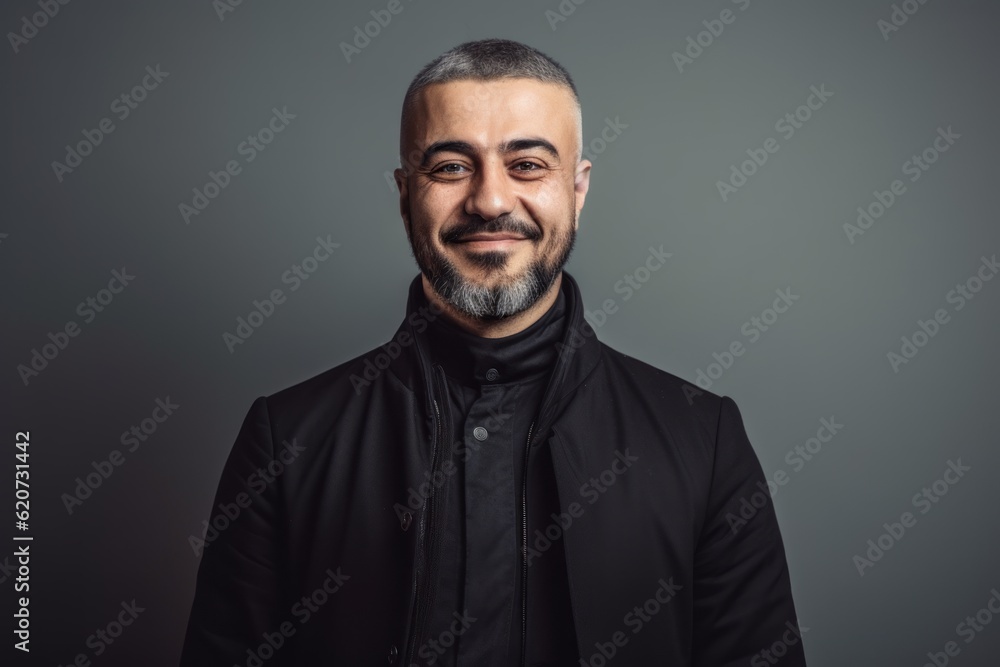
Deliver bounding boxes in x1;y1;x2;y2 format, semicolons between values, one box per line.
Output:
3;0;999;664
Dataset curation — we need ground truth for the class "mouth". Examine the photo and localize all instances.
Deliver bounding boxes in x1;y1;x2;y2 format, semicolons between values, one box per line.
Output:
454;233;530;251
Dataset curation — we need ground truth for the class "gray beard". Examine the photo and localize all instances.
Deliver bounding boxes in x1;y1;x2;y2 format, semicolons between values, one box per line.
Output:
432;255;552;320
411;225;575;321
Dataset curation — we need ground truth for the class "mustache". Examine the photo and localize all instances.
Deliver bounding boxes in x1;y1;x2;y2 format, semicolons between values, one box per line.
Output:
442;216;541;244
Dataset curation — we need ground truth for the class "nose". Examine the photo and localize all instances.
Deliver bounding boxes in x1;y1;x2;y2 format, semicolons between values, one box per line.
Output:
464;158;515;221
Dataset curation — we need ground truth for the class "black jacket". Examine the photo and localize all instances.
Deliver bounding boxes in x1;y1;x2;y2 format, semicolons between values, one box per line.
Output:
180;271;807;666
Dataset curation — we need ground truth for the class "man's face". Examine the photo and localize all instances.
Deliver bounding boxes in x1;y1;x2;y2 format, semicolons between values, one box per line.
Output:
395;78;591;321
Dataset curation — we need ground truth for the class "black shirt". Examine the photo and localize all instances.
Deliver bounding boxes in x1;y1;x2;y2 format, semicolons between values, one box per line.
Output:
412;278;578;666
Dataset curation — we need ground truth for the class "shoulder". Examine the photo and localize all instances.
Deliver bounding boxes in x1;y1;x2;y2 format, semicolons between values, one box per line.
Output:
259;337;412;430
596;341;731;438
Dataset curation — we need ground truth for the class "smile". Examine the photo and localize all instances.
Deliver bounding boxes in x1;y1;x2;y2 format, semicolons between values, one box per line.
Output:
454;234;530;251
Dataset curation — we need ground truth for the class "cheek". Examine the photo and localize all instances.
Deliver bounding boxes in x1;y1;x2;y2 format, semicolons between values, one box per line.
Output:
525;177;575;222
528;184;561;211
414;186;464;224
530;188;574;237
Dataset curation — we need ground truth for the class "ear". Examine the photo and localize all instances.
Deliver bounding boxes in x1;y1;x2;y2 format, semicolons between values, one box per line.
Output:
573;159;592;230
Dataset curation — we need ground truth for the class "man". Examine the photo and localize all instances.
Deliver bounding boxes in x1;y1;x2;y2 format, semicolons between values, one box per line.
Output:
181;38;807;666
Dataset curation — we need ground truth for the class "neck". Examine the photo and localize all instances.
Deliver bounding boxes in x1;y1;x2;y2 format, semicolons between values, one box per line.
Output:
421;272;563;339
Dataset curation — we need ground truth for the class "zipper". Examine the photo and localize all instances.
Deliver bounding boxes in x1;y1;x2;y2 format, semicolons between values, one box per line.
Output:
520;418;535;667
406;370;446;666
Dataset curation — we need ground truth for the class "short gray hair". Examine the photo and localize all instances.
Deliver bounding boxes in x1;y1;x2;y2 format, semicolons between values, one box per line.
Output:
399;38;582;168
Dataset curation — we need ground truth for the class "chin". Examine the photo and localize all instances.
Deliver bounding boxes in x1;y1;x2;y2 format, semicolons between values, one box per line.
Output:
459;261;530;283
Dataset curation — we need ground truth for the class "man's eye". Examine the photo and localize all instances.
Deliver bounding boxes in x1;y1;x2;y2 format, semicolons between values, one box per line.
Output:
435;163;466;174
514;162;540;171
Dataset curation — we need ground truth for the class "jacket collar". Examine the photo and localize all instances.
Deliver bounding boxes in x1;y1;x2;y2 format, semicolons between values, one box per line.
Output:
387;270;603;435
416;282;567;388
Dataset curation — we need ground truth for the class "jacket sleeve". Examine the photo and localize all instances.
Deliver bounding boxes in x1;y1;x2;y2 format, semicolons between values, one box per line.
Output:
179;396;287;666
691;396;807;667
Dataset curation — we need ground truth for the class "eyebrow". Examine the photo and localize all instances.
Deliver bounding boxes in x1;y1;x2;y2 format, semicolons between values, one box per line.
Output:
420;137;561;168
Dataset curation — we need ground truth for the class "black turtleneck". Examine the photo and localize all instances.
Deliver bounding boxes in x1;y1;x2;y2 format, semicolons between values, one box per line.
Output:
412;276;578;667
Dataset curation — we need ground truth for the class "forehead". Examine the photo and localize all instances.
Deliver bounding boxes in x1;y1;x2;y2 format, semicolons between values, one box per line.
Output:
408;78;579;150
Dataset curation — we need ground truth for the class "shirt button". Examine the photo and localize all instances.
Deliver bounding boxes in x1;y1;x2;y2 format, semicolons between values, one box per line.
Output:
387;644;398;662
400;511;412;531
473;426;488;441
486;367;499;381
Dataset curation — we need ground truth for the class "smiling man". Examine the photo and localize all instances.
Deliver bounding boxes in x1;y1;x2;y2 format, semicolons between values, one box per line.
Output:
180;38;806;667
398;71;586;334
